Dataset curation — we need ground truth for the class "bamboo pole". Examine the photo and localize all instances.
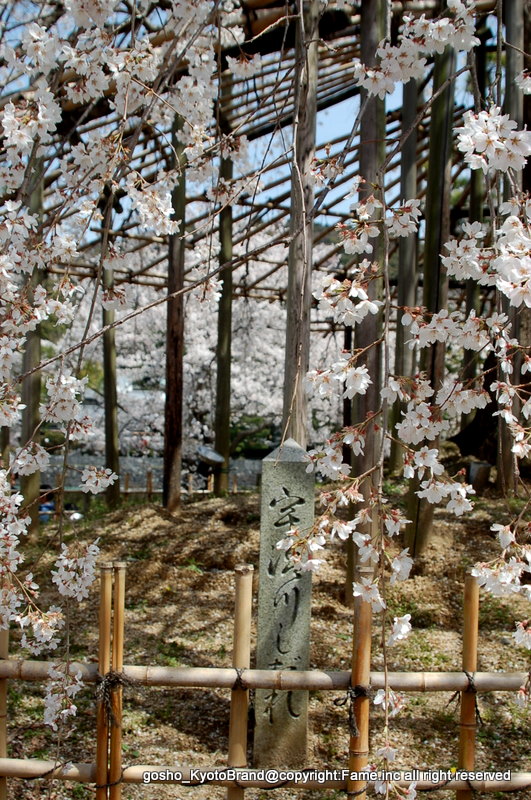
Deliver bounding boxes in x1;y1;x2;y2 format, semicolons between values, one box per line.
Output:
109;563;126;800
0;629;8;800
227;565;253;800
457;575;480;800
96;565;113;800
0;759;525;791
123;474;130;494
348;595;372;800
146;470;153;500
0;660;526;692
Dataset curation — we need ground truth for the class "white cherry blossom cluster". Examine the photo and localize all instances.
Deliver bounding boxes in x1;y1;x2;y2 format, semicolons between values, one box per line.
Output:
515;70;531;94
0;471;66;653
80;466;119;494
351;1;478;98
441;221;494;283
385;200;422;238
304;357;372;401
226;54;263;79
493;214;531;308
373;687;406;718
402;307;495;353
44;663;84;731
387;613;412;646
310;153;344;184
470;520;531;628
312;266;382;327
52;540;100;601
10;442;50;477
456;107;531;174
337;197;421;254
126;173;180;237
41;374;88;425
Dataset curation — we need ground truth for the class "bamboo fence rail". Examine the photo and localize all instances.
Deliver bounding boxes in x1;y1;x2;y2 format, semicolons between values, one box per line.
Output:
0;660;526;693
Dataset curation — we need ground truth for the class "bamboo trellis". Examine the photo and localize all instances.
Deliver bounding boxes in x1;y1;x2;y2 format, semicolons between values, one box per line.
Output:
0;564;529;797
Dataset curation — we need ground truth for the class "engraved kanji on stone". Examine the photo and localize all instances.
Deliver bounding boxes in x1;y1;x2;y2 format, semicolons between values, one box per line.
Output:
269;486;305;528
254;438;314;767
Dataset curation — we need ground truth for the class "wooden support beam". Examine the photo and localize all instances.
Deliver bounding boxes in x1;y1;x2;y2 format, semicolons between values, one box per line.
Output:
282;0;319;447
163;117;186;512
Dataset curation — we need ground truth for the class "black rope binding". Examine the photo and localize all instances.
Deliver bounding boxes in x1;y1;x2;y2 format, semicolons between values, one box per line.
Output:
447;671;483;726
334;684;371;738
96;669;137;728
20;761;73;782
95;769;126;790
232;667;247;691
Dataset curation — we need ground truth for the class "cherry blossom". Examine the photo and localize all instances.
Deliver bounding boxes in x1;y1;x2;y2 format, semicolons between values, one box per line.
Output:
80;466;119;494
513;620;531;650
352;578;386;612
515;70;531;94
52;540;100;601
456;107;531;174
44;663;84;731
373;687;406;718
387;614;412;646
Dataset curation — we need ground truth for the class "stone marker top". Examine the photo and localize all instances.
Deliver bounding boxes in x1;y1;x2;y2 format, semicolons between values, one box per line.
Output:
263;438;308;464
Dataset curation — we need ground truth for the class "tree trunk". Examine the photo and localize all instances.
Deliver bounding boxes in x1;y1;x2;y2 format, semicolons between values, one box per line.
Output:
497;0;524;494
20;177;44;533
214;83;233;496
405;46;455;557
389;77;418;473
281;0;319;448
345;0;387;606
20;317;41;533
163;118;186;511
103;267;121;509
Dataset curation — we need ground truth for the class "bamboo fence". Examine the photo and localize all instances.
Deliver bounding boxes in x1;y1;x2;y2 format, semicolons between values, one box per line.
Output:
0;565;528;797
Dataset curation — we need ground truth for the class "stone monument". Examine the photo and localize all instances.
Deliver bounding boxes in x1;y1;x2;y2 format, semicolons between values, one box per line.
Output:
253;438;314;766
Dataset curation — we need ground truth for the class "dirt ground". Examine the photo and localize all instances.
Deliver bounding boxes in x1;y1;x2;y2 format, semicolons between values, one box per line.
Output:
5;484;531;800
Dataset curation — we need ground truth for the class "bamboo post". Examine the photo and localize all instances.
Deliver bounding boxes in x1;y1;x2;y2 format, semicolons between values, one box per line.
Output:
227;565;254;800
207;475;214;493
96;565;113;800
347;595;372;800
231;475;238;494
188;473;194;494
146;470;153;500
109;563;126;800
123;474;130;494
0;629;8;800
456;575;479;800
